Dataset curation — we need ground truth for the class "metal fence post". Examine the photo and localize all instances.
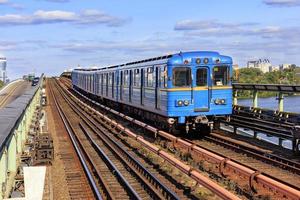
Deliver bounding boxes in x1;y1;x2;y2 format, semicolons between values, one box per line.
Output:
278;92;284;112
233;90;238;106
252;90;258;108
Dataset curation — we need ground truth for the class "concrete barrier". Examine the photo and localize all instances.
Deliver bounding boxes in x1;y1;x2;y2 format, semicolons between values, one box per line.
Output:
0;77;42;200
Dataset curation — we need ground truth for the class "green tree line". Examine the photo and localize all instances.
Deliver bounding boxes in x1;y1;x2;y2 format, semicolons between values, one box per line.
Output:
234;66;300;98
0;80;4;89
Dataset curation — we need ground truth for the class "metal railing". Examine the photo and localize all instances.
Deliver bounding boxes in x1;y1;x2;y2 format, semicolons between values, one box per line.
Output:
232;83;300;112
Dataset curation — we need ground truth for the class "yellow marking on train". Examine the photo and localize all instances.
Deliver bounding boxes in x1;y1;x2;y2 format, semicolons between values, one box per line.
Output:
161;86;232;92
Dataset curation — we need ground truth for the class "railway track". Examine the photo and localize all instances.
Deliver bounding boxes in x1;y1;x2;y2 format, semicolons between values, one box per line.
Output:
50;79;195;200
204;132;300;174
48;80;100;199
59;77;300;200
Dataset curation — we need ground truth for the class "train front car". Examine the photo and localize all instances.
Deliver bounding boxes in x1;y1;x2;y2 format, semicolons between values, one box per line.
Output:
166;51;232;133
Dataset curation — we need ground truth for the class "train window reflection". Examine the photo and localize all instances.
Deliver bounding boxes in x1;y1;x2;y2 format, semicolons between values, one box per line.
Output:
196;68;207;86
213;66;229;86
173;67;191;87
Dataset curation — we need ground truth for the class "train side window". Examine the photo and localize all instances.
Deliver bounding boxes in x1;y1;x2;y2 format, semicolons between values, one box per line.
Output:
213;66;229;86
196;68;208;86
160;66;167;88
124;70;129;86
133;69;140;87
103;73;107;85
98;74;101;94
172;67;191;87
147;67;154;87
109;72;112;85
120;71;123;85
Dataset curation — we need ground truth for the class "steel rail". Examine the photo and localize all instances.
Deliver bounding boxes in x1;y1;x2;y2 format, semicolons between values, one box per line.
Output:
56;79;181;200
80;121;180;200
227;116;293;137
205;133;300;175
79;124;142;200
64;81;300;200
52;81;143;200
57;79;242;200
49;82;103;200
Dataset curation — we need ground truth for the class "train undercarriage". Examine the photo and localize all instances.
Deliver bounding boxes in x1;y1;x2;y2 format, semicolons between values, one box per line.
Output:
74;86;214;135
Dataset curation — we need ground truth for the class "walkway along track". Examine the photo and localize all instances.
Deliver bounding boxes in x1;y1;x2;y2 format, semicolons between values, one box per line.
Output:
0;82;22;108
59;78;300;200
50;79;197;200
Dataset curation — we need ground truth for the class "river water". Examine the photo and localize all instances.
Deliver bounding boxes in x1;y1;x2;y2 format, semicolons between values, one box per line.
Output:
229;95;300;150
238;95;300;113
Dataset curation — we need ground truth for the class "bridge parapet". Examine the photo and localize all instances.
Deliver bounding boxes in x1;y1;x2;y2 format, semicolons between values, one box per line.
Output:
0;76;43;200
232;83;300;112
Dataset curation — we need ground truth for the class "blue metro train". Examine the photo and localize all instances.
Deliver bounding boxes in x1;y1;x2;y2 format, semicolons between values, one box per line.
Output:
71;51;233;133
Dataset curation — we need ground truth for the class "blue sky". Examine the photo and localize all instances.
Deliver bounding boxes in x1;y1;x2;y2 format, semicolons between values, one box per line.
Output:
0;0;300;79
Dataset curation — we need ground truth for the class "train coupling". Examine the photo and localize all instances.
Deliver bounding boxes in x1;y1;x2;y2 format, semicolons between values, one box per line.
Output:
195;115;209;124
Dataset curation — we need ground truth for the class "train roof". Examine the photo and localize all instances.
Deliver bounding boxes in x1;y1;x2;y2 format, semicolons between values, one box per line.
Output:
73;51;231;72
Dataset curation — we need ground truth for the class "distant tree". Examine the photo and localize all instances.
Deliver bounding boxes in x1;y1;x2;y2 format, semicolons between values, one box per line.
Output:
0;80;4;89
290;64;297;70
237;67;299;98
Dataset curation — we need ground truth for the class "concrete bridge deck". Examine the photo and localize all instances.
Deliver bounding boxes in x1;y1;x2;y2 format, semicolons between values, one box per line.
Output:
0;81;32;109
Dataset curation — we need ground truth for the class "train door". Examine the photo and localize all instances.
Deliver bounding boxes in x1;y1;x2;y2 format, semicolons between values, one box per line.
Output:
105;73;108;97
193;67;210;112
155;66;161;109
129;70;133;102
112;72;115;98
140;68;144;105
100;74;103;95
120;71;123;101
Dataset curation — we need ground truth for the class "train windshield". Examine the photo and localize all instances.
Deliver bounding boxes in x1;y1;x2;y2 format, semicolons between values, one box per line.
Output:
213;66;229;86
172;67;191;87
196;68;208;86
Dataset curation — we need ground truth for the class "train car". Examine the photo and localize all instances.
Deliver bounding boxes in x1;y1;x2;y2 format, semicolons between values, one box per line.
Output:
72;51;232;133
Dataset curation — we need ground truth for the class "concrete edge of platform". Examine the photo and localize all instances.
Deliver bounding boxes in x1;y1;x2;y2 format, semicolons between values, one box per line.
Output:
4;166;46;200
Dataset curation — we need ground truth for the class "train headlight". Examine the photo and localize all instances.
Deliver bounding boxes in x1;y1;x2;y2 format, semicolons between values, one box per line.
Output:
196;58;201;64
214;99;226;105
184;100;189;106
177;100;183;106
204;58;209;64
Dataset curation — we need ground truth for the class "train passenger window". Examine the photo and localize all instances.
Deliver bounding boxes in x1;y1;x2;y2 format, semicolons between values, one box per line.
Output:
147;67;154;87
133;69;140;87
103;73;106;84
124;70;129;86
159;66;167;88
213;66;229;86
108;73;112;85
196;68;208;86
172;67;191;87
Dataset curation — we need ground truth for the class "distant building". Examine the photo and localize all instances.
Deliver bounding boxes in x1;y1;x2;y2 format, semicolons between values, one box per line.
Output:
270;65;279;72
247;59;272;73
279;64;292;71
0;57;7;83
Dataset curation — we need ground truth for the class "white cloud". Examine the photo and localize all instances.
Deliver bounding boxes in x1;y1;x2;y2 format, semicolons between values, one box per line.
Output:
174;20;257;31
0;10;128;26
263;0;300;7
0;0;8;4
